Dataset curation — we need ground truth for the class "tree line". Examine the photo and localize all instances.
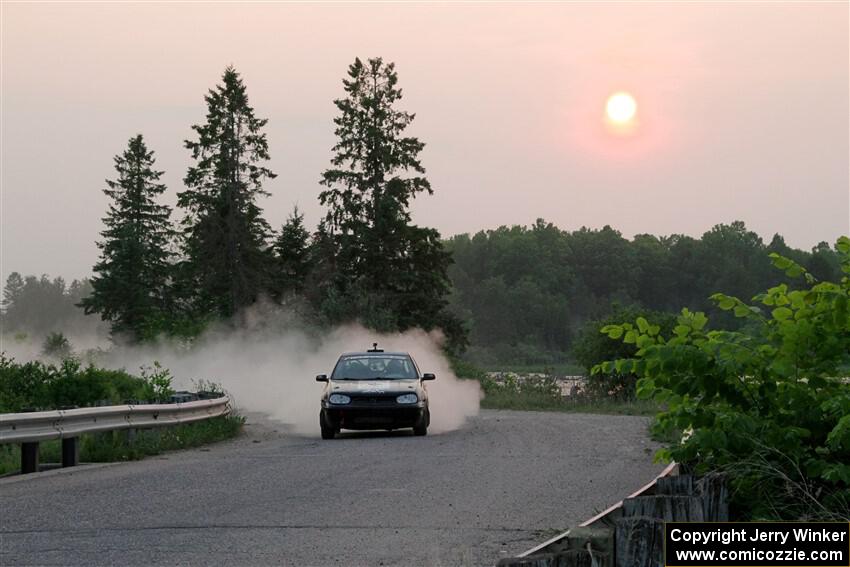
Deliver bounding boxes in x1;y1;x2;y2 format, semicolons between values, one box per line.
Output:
8;60;459;348
446;219;843;366
1;274;99;339
6;217;840;368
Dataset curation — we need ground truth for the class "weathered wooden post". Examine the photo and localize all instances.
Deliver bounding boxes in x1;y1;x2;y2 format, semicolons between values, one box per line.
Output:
614;474;728;566
21;442;39;474
61;437;79;467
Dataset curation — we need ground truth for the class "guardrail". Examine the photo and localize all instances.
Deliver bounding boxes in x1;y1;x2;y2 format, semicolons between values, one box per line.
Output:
0;396;231;474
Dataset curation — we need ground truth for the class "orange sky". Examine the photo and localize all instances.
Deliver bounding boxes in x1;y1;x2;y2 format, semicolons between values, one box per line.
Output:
2;2;848;280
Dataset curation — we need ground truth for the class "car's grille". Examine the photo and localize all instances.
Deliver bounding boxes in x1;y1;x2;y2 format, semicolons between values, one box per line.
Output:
349;394;398;405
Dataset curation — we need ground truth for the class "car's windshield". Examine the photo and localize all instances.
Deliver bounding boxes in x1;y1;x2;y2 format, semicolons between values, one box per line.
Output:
332;355;418;380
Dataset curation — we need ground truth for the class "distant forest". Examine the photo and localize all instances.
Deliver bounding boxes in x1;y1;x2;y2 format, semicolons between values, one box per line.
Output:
0;60;845;369
446;220;842;366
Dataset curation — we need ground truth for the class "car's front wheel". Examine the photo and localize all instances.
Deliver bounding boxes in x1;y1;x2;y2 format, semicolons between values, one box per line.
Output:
413;409;429;436
320;410;335;440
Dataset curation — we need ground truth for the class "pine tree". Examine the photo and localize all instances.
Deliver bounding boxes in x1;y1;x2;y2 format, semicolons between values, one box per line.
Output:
178;66;277;319
2;272;25;313
80;134;174;341
303;220;345;321
319;57;456;335
273;206;312;297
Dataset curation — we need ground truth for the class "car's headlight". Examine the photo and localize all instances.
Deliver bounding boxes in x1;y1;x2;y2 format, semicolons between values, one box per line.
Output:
328;394;351;404
396;393;418;404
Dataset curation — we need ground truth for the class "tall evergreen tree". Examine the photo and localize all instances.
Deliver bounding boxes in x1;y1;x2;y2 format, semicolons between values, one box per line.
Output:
273;206;312;297
80;135;174;341
2;272;25;314
303;220;343;320
319;57;455;334
178;66;276;319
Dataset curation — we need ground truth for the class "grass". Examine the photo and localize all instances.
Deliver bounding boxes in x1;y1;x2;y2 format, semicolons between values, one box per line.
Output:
0;414;244;476
452;356;663;417
480;389;664;416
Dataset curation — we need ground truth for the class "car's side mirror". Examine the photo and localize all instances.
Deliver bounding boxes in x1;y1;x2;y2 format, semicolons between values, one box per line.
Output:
422;373;436;381
316;374;328;382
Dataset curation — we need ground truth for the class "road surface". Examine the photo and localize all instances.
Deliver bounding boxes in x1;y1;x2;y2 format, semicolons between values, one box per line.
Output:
0;410;664;566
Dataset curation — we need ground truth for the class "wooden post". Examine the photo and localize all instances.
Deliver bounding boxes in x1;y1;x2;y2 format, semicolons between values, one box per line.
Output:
61;437;79;467
21;442;39;474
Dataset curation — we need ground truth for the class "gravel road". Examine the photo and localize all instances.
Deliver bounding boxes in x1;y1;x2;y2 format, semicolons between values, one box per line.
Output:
0;410;663;566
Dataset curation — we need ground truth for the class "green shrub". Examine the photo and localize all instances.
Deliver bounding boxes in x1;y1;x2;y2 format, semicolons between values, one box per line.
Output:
41;332;73;360
448;356;487;380
573;305;676;400
0;355;52;411
138;362;176;402
0;356;175;412
595;237;850;520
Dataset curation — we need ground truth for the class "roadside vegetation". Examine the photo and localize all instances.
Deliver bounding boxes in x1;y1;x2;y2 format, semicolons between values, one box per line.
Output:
0;354;175;413
0;415;244;476
478;379;662;416
0;355;243;475
449;356;662;416
595;238;850;521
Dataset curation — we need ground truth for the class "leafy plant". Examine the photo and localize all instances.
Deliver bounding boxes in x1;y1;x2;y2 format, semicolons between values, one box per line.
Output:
573;305;676;400
138;361;175;402
0;356;179;412
192;378;225;396
0;355;51;411
594;237;850;520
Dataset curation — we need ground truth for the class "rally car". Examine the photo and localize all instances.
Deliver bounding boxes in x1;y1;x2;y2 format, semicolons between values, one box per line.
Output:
316;344;434;439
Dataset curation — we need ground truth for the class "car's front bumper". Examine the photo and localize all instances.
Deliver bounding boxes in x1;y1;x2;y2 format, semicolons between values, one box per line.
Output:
321;403;427;430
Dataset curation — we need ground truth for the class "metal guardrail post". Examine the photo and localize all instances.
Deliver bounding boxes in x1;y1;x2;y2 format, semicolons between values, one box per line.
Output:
21;442;39;474
61;437;79;467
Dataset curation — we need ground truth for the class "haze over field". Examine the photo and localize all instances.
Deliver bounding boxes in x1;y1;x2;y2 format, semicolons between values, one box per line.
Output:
2;2;848;283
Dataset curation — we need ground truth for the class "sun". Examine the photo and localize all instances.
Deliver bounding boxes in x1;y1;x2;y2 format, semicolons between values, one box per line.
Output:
605;92;637;124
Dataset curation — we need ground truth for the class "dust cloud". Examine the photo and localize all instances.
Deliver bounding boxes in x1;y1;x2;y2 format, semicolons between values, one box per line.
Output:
2;309;482;436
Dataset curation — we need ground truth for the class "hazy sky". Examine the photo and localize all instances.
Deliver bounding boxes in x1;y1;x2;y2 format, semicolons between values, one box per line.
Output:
2;2;848;282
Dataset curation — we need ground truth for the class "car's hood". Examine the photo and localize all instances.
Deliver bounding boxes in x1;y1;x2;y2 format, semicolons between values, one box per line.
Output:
329;378;419;395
